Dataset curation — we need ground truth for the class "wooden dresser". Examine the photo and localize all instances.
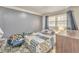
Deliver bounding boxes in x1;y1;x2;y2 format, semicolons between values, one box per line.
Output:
56;30;79;53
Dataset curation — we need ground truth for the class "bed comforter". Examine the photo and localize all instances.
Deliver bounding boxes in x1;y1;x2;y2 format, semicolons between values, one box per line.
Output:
24;32;55;53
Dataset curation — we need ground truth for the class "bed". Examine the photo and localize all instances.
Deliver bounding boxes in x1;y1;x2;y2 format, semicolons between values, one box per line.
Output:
24;30;55;53
0;30;55;53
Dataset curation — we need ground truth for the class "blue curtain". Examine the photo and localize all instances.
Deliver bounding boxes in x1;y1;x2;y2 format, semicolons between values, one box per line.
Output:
67;10;78;30
45;16;49;29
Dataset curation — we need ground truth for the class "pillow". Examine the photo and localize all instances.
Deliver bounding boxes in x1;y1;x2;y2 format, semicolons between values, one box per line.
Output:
9;34;23;40
41;30;55;35
7;34;25;47
0;28;4;38
7;39;25;47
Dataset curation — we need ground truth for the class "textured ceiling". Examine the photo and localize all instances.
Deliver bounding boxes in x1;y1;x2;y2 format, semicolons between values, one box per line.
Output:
16;6;69;15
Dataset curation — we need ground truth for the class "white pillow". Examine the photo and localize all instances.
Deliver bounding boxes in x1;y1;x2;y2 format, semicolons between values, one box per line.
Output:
0;28;4;38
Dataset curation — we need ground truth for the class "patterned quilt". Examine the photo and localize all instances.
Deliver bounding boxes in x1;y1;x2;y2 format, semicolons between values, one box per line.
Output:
24;31;54;53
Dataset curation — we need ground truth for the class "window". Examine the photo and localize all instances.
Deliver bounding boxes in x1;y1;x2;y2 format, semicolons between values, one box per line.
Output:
48;14;67;30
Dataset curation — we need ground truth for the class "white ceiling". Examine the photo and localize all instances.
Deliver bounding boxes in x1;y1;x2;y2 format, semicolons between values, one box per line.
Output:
16;6;69;15
3;6;70;15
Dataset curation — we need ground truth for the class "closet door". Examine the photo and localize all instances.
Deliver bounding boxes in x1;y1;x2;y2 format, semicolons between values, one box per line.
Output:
56;35;64;53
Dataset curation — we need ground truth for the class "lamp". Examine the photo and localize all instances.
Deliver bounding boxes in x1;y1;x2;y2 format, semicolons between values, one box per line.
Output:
54;27;65;34
0;28;4;38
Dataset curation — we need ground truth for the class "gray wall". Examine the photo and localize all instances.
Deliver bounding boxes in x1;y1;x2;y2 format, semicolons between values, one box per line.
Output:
0;7;42;38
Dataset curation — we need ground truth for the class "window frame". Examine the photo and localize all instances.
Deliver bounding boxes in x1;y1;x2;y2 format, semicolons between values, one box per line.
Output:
48;13;67;30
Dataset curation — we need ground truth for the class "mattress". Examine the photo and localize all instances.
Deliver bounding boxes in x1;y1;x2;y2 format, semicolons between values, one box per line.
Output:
24;32;54;53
